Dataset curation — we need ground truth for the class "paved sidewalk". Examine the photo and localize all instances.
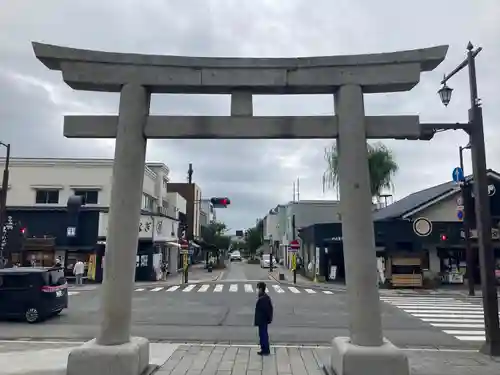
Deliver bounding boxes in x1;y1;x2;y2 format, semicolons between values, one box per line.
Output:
157;345;500;375
2;341;500;375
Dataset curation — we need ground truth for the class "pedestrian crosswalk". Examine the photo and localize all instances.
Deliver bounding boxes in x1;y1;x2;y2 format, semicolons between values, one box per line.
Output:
132;283;335;296
381;296;486;342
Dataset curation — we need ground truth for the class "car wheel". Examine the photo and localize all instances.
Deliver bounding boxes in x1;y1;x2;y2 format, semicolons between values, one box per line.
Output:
25;307;41;324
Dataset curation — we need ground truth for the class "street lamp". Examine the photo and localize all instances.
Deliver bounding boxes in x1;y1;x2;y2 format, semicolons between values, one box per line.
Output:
438;42;500;355
0;142;11;269
459;142;474;296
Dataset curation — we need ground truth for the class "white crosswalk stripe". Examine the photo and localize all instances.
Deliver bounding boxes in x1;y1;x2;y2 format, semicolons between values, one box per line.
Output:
214;284;223;292
68;291;80;296
381;296;486;342
198;284;210;292
288;287;300;294
272;285;285;293
166;285;180;292
322;290;334;295
182;285;196;292
151;287;164;292
305;289;316;294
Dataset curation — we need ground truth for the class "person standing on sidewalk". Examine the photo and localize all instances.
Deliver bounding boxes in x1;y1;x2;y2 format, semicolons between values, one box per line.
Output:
254;281;273;356
73;260;85;286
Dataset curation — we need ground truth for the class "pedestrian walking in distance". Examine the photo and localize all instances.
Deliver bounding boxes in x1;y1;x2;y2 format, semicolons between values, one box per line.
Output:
254;281;273;356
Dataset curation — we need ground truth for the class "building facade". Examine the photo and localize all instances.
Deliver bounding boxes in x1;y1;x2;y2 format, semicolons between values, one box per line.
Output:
296;170;500;288
0;157;185;281
262;200;342;267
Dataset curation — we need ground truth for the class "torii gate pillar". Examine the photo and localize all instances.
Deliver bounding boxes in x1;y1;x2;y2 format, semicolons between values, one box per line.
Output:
32;41;449;375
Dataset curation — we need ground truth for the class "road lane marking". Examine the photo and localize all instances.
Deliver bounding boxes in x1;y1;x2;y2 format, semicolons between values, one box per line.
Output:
421;318;484;323
412;313;484;318
166;285;180;292
182;285;196;292
214;284;223;292
322;290;334;295
135;288;145;292
404;309;483;314
272;285;284;293
454;336;485;341
431;323;484;328
444;330;486;335
151;287;164;292
68;291;79;296
229;284;238;292
198;284;210;292
288;287;300;294
304;289;316;294
391;305;482;309
244;284;253;293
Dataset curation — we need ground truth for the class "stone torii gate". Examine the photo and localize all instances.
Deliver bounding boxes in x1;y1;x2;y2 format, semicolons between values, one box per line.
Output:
33;42;451;375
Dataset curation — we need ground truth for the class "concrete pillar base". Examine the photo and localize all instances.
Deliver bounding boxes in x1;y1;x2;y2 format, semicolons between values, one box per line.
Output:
328;337;409;375
67;337;150;375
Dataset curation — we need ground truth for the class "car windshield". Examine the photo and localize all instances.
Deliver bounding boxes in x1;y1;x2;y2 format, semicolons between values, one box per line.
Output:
232;251;240;256
263;254;274;260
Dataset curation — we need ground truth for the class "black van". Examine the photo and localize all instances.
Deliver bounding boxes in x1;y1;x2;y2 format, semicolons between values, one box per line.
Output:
0;267;68;323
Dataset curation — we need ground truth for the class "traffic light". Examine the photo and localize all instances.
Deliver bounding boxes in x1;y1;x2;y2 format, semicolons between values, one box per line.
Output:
210;197;230;208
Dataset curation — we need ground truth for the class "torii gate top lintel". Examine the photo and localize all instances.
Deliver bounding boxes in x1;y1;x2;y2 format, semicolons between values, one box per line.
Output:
32;42;448;94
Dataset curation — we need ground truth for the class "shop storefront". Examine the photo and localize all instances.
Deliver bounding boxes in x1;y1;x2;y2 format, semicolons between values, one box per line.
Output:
5;207;101;275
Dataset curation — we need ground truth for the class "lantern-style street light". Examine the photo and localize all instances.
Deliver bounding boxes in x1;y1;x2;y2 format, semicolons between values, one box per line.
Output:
437;80;453;106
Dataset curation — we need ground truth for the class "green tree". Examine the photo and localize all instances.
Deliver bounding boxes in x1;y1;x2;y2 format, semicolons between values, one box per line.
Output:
201;221;231;250
245;223;263;260
322;142;398;200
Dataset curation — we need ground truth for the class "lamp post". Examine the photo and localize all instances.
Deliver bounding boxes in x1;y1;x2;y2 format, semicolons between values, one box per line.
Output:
438;42;500;355
459;143;475;296
0;142;11;269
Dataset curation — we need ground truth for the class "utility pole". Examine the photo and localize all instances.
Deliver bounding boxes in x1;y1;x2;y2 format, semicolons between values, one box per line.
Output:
296;178;300;202
0;143;11;269
188;163;193;184
459;143;474;296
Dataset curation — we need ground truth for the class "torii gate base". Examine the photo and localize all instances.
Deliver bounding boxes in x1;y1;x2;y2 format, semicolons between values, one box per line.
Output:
33;42;450;375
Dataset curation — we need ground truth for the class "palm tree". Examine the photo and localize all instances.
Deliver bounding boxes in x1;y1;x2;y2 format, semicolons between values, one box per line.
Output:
322;142;398;200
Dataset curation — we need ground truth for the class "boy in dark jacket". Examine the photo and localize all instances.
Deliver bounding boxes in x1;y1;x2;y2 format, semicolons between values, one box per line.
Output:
254;282;273;355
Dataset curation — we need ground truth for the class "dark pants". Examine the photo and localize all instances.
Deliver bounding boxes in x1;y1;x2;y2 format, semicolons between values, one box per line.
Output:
258;324;270;353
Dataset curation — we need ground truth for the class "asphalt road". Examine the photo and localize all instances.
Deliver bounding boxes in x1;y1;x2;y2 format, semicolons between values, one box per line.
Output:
0;262;484;350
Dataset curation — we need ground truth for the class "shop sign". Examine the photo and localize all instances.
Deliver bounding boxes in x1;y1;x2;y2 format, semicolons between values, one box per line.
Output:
98;212;155;239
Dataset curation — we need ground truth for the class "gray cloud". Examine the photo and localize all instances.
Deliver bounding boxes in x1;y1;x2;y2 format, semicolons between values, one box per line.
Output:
1;0;499;231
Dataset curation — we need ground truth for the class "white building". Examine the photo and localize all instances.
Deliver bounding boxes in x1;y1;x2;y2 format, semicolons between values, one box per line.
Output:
200;199;216;225
0;157;185;277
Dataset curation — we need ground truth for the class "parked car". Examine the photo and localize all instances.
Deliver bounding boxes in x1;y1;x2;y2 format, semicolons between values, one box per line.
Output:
0;267;68;323
230;251;242;262
260;254;276;268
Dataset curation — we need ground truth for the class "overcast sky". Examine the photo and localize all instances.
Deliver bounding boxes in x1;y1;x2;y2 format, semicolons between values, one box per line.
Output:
1;0;499;232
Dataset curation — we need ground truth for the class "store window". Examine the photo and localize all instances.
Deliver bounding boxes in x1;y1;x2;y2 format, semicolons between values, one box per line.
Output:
74;189;99;204
35;189;59;204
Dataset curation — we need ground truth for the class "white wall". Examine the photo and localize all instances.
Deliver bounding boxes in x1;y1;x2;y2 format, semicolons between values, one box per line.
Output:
166;192;187;218
0;158;162;209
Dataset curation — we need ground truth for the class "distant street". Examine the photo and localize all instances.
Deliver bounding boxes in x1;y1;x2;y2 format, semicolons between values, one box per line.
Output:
0;262;486;350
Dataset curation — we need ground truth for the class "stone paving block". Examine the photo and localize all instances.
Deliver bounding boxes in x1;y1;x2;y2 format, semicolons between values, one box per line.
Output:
275;347;291;374
216;370;232;375
299;349;322;375
248;348;263;371
171;353;197;375
218;361;234;372
246;370;262;375
190;347;214;371
262;354;277;375
287;348;308;375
